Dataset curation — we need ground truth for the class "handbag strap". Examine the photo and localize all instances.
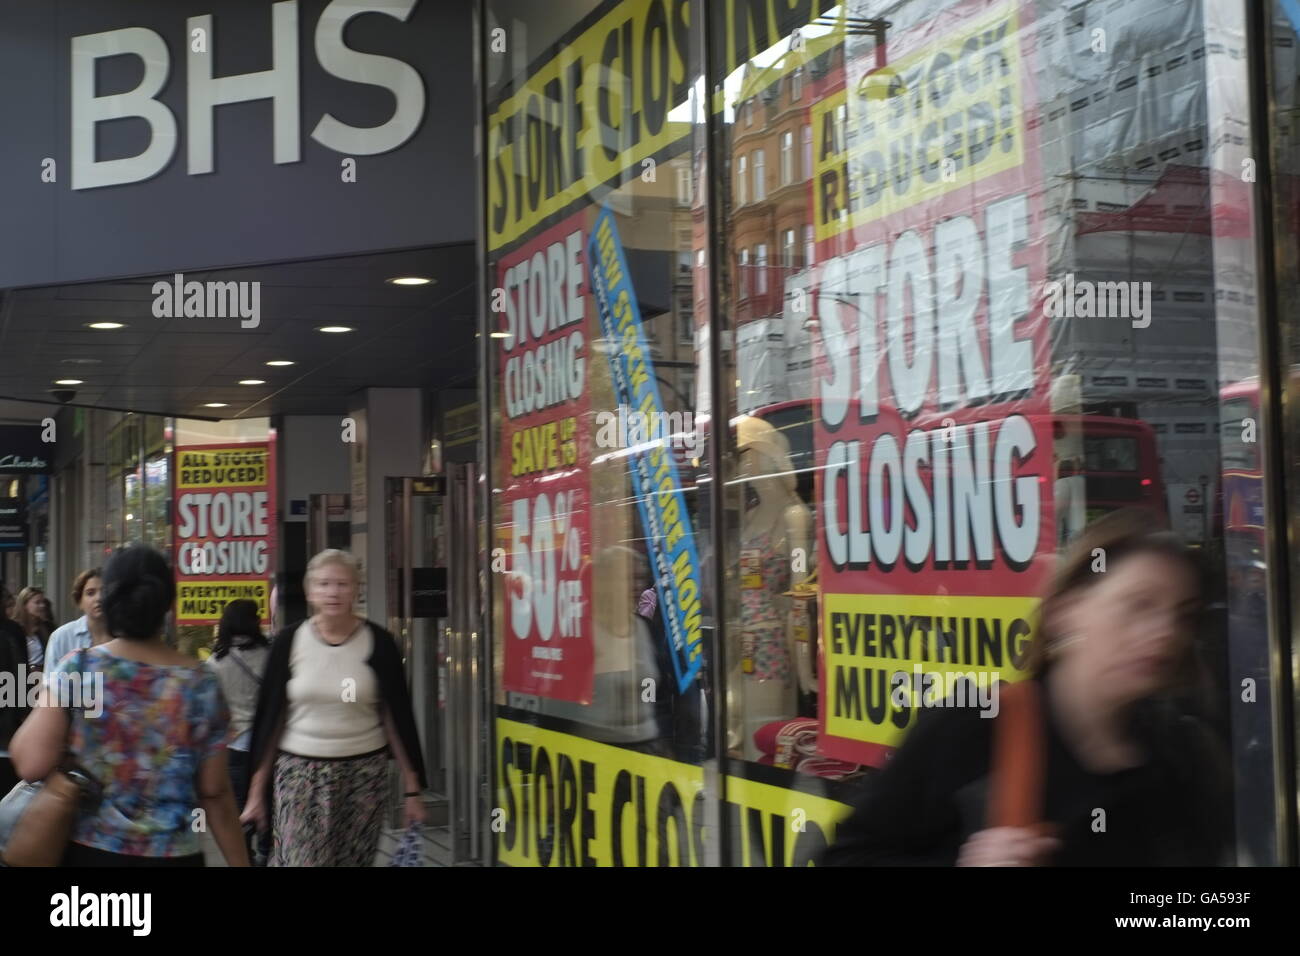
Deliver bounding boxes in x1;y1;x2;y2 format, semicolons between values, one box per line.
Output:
986;678;1046;829
228;647;262;685
61;646;90;754
59;646;103;808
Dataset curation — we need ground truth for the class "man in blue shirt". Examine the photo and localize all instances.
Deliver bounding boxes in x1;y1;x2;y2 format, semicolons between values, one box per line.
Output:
45;569;107;667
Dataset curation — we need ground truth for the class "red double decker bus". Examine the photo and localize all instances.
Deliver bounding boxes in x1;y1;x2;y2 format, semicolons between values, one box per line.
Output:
1217;379;1266;549
1044;413;1168;528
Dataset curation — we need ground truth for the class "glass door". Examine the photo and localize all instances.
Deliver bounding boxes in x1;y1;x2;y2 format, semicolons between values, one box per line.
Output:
385;469;487;863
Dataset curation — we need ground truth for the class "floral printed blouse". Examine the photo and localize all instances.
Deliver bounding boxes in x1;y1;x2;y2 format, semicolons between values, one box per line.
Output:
51;645;230;858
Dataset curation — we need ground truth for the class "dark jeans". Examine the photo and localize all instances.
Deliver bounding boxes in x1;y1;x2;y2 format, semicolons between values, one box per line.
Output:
228;748;270;865
229;747;251;809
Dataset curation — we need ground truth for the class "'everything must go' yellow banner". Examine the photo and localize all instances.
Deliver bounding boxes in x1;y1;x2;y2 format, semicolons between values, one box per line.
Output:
821;592;1037;748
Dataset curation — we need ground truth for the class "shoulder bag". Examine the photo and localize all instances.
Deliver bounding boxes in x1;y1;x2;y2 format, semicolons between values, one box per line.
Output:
986;678;1052;841
0;648;104;867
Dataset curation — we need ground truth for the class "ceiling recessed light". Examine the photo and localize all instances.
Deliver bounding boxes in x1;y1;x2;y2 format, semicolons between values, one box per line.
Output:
265;360;295;367
489;332;512;338
317;325;353;333
239;379;266;386
387;276;434;286
202;402;228;408
86;322;126;330
53;379;83;386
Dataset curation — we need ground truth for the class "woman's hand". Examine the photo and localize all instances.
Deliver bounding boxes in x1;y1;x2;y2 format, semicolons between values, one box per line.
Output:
956;826;1060;867
240;794;268;833
404;795;427;827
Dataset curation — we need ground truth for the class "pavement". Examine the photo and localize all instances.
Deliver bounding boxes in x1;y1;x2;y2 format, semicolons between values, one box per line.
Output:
200;821;460;866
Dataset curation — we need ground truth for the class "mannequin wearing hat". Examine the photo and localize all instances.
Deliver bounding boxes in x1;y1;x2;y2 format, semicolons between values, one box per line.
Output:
728;416;815;759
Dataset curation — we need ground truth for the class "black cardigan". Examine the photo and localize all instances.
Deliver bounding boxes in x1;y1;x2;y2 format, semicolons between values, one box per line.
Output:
821;675;1233;867
0;618;29;746
247;620;428;816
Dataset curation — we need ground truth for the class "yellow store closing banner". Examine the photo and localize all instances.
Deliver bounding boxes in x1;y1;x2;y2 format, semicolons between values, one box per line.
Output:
496;720;851;866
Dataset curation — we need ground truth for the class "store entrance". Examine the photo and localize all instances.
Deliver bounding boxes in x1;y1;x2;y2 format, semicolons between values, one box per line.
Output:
384;464;487;864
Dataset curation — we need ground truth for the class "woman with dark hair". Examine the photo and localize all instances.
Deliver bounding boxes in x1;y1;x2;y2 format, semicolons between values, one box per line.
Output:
822;508;1232;867
205;598;270;860
10;545;248;866
211;599;271;661
0;600;30;797
0;583;28;678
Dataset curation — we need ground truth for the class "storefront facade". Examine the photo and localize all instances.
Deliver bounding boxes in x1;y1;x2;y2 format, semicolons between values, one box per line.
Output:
0;0;474;646
478;0;1298;865
1;0;1297;870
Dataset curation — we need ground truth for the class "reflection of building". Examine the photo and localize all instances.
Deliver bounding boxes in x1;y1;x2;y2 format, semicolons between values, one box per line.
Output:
1028;0;1238;542
613;153;699;414
730;45;845;414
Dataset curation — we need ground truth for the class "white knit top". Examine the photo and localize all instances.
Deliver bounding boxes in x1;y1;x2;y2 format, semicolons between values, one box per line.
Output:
279;621;386;759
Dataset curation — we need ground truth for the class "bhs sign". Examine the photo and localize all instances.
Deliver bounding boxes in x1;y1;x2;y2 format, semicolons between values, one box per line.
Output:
72;0;425;190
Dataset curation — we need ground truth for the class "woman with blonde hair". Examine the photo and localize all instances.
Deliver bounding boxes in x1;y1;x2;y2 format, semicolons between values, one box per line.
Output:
242;549;426;866
13;586;54;670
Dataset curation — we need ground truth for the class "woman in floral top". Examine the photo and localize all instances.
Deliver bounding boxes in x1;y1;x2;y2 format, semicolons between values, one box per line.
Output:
11;545;248;866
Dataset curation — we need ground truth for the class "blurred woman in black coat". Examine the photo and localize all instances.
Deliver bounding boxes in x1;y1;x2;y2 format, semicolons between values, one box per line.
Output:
823;509;1232;867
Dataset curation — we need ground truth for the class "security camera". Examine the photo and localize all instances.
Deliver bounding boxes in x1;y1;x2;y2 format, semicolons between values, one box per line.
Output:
50;389;77;405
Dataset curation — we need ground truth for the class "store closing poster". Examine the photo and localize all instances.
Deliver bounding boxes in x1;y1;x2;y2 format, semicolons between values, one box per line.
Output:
498;212;596;703
806;0;1054;766
488;0;700;708
173;443;276;626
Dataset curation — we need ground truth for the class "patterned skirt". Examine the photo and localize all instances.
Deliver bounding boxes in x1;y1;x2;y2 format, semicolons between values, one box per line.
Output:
271;749;390;867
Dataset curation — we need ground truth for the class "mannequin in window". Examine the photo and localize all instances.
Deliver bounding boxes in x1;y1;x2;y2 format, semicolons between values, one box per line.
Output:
727;416;815;759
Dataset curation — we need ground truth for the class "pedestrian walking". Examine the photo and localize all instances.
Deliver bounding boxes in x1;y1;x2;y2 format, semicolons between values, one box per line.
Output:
0;601;30;796
822;509;1232;867
243;548;426;866
0;582;27;678
45;569;110;668
205;598;271;863
9;545;248;866
13;587;53;670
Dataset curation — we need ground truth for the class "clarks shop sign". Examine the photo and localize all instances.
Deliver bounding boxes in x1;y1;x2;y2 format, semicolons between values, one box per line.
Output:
0;0;473;288
0;426;54;474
